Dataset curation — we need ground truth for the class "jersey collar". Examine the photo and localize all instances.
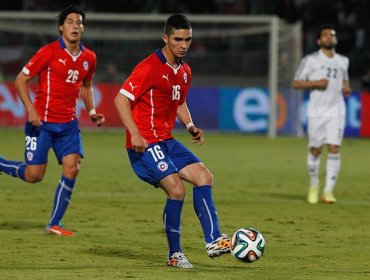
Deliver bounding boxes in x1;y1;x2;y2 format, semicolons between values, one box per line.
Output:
155;48;183;65
319;49;336;60
58;36;84;51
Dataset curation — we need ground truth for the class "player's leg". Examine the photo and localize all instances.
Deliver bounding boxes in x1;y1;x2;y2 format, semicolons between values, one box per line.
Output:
0;158;47;182
179;162;221;241
321;116;344;204
321;144;340;203
170;139;230;258
0;156;27;180
179;162;230;257
0;122;48;182
159;174;186;256
127;142;192;268
306;146;322;204
159;175;192;268
46;153;80;236
306;117;325;204
45;120;82;236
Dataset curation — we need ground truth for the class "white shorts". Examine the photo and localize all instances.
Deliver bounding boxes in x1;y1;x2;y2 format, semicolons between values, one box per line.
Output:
307;116;345;148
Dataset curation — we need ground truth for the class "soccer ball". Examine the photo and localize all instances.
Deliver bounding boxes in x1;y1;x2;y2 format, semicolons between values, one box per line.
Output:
230;227;265;263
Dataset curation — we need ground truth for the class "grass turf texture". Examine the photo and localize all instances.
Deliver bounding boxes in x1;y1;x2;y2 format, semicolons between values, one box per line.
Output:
0;128;369;279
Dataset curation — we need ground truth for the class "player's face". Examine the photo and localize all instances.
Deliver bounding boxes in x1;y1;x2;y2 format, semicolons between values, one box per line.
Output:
163;29;192;59
59;13;84;43
317;29;337;50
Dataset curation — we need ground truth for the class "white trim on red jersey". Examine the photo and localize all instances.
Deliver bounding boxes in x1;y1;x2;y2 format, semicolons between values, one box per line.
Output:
119;88;135;101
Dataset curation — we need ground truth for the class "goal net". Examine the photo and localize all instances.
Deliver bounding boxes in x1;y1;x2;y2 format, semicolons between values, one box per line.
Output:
0;12;302;136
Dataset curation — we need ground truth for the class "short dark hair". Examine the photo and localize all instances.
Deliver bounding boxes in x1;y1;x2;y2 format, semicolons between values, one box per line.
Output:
58;5;85;26
316;25;336;40
164;14;191;35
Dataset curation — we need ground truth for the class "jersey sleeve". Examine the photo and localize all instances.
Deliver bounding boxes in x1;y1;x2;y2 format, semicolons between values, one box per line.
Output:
343;56;350;82
22;45;52;78
180;64;192;105
293;55;312;81
119;61;153;102
84;51;97;83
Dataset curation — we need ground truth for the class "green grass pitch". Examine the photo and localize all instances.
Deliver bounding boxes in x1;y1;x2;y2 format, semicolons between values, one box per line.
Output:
0;128;369;279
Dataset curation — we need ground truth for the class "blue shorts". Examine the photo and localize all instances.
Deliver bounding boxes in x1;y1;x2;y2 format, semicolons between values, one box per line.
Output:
127;138;201;186
24;119;83;165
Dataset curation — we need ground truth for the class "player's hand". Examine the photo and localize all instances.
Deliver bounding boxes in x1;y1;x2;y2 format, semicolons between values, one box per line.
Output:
315;79;329;89
188;125;205;145
90;113;105;127
343;85;352;96
131;133;148;153
27;108;42;126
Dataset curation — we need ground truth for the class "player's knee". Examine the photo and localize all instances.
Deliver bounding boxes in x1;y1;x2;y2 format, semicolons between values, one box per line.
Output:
169;184;186;200
310;147;322;157
198;169;213;186
63;162;80;178
64;164;80;178
26;173;44;183
328;145;339;154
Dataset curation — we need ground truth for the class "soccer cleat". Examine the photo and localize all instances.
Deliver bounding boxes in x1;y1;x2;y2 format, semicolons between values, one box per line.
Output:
45;225;75;236
320;192;336;204
307;186;319;204
167;252;193;268
206;233;231;258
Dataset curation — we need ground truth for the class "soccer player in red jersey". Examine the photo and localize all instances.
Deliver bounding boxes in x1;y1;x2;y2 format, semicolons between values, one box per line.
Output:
115;14;230;268
0;5;105;236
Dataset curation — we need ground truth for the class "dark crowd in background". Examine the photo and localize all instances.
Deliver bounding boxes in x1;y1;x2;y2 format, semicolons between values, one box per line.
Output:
0;0;369;89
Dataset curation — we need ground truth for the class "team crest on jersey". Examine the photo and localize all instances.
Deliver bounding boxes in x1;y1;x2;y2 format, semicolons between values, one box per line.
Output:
183;73;187;84
83;61;89;71
26;152;34;161
157;161;168;172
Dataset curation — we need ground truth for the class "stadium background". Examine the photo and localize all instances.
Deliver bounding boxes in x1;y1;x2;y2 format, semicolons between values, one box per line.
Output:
0;0;369;136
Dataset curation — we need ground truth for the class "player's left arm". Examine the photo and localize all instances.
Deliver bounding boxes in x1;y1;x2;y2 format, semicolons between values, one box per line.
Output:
177;102;204;145
81;80;105;126
342;58;352;97
342;80;352;96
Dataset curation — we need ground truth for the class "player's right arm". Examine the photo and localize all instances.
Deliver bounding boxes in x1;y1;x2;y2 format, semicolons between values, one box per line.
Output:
292;79;328;90
15;72;42;126
114;93;148;153
292;55;328;91
16;45;51;126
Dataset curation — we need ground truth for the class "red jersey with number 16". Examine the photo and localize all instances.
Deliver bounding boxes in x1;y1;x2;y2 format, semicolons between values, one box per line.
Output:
119;49;192;149
22;37;96;123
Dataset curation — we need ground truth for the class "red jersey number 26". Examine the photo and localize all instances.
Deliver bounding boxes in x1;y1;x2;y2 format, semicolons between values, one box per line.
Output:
66;69;79;83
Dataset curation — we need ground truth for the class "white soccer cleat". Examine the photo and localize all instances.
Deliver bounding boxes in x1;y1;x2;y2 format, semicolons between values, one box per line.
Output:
167;252;193;268
206;233;231;258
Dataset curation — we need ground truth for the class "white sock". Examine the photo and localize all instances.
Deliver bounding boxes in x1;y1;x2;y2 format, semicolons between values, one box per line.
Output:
307;152;320;187
324;153;341;193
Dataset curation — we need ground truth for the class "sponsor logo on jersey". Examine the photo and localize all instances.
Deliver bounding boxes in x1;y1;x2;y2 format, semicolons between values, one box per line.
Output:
157;161;168;172
58;58;66;65
26;152;34;161
162;74;169;81
83;61;89;71
183;73;187;84
129;82;138;91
